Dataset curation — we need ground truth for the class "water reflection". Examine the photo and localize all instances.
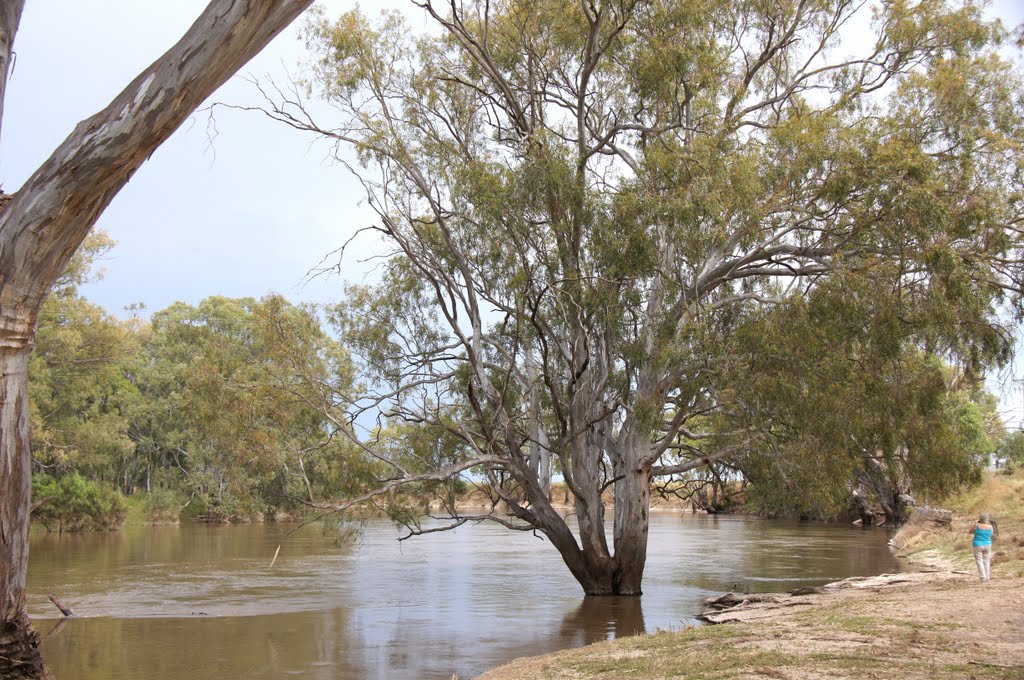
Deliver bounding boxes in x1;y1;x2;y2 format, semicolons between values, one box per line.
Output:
28;514;901;679
560;597;646;646
40;612;362;680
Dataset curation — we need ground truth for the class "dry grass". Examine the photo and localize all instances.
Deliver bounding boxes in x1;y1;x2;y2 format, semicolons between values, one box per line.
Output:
474;470;1024;680
895;469;1024;577
476;574;1024;680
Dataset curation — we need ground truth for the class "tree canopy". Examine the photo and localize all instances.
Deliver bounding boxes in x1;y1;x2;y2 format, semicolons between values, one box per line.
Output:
27;240;366;523
248;0;1024;595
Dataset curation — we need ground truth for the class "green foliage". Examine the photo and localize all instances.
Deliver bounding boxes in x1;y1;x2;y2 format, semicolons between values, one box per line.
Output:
726;279;999;520
29;236;371;523
29;231;140;485
139;488;186;523
31;473;127;533
998;430;1024;470
130;294;363;519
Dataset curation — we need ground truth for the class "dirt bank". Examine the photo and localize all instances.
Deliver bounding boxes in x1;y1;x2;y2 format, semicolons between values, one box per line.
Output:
474;471;1024;679
477;570;1024;679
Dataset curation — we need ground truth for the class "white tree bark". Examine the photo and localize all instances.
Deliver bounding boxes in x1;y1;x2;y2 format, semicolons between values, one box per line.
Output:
0;0;25;140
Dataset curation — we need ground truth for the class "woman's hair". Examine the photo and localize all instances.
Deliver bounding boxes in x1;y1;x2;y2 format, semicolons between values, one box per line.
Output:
979;513;990;523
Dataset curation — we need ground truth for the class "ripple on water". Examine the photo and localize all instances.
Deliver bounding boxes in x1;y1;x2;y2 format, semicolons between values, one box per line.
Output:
28;516;902;679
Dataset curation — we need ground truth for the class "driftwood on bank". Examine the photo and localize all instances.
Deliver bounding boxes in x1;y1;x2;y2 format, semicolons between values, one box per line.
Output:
909;507;953;529
699;591;816;623
699;572;927;624
702;591;797;612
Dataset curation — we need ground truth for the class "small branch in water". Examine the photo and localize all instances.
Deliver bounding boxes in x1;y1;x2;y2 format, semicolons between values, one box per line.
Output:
269;545;282;568
48;594;74;617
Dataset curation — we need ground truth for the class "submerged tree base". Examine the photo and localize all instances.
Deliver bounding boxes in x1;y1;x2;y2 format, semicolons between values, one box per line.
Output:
0;614;51;680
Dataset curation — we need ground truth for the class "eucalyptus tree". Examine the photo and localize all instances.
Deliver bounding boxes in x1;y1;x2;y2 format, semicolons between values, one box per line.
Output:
999;429;1024;469
0;2;314;675
725;280;1000;523
267;0;1024;595
28;233;139;489
134;295;363;519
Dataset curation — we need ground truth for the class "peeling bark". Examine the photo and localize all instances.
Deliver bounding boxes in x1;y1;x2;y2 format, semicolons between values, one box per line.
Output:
0;1;25;138
0;347;46;679
0;0;315;335
0;610;48;680
611;460;651;596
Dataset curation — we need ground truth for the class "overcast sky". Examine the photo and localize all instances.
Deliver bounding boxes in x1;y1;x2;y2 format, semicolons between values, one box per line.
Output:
2;0;421;316
3;0;1023;423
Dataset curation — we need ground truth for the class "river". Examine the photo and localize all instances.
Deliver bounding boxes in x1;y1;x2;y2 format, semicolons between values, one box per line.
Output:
27;513;901;679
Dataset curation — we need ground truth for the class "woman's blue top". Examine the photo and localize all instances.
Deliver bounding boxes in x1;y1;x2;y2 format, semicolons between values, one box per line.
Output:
972;525;993;547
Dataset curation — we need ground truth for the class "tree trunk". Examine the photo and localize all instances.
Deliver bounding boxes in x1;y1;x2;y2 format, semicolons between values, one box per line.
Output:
549;488;649;596
0;346;50;679
0;2;315;676
852;490;876;526
0;0;315;324
568;427;617;594
532;506;619;595
506;439;622;596
523;436;652;596
611;461;650;595
539;527;621;596
0;612;48;680
0;0;24;137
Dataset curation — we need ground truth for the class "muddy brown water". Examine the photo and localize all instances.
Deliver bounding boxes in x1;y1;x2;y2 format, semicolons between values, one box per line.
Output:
27;513;901;679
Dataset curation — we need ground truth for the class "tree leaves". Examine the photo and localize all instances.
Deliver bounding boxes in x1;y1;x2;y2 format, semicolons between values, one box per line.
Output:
292;0;1021;505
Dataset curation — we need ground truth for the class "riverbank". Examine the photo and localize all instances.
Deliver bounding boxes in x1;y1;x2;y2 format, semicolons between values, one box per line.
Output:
478;571;1024;679
474;470;1024;679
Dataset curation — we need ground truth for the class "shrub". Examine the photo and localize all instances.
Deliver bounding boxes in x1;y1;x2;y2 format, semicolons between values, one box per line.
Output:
140;488;186;523
32;473;127;532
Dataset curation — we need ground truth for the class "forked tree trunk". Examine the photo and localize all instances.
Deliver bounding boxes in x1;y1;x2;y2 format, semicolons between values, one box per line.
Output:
546;467;650;596
0;2;314;676
520;438;653;596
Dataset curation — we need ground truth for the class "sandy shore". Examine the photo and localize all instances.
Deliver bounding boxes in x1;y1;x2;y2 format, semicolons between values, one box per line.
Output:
475;470;1024;678
476;567;1024;679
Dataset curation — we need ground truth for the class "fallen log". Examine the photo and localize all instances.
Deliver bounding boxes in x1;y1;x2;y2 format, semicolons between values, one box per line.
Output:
698;597;815;624
702;591;788;612
907;507;953;529
699;591;813;623
700;572;955;624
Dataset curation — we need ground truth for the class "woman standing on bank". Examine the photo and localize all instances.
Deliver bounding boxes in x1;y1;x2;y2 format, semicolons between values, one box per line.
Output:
969;513;997;581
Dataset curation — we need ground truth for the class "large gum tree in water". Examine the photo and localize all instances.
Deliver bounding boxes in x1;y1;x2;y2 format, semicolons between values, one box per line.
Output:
257;0;1024;597
0;2;315;676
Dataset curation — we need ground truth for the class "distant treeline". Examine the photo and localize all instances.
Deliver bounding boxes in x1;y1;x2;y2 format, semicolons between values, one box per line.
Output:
29;234;380;527
30;234;1022;531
